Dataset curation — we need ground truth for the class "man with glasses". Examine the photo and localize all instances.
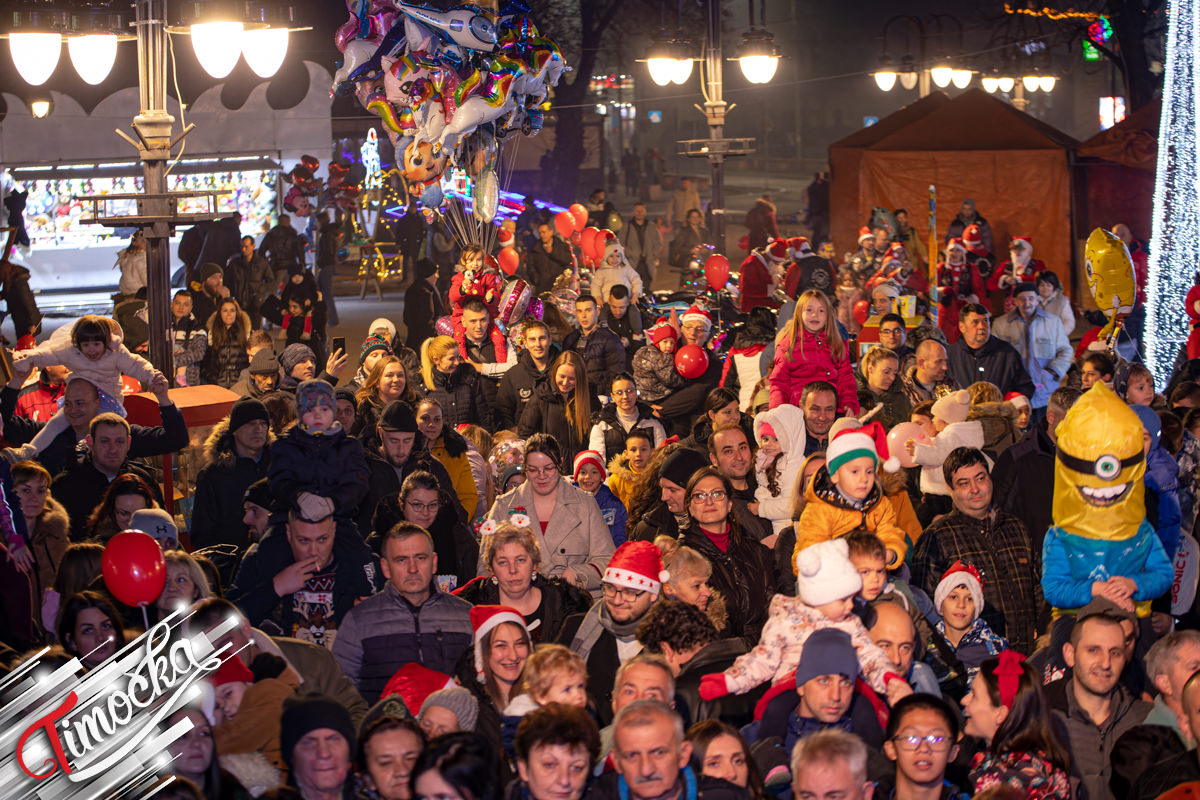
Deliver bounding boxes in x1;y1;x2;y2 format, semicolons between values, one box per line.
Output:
877;313;915;374
332;522;473;705
588;372;666;462
558;541;667;725
879;694;966;800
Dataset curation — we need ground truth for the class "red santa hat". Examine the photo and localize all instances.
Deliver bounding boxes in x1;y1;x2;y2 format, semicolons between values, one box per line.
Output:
1009;235;1032;250
380;662;456;716
765;239;790;262
682;305;713;331
858;226;873;244
788;236;812;257
648;318;677;346
573;450;607;482
211;655;254;687
604;540;669;596
962;224;987;255
470;605;528;676
1004;391;1031;410
946;238;966;253
825;420;900;474
498;228;514;247
886;242;908;261
934;560;985;621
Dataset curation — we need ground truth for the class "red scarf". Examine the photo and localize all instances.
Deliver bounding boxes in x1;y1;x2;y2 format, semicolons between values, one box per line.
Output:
282;313;314;339
704;522;732;553
455;322;508;364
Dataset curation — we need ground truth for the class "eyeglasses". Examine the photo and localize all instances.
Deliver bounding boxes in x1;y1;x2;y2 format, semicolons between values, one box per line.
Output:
602;584;646;603
891;734;952;752
613;388;637;396
526;465;559;477
689;490;728;505
406;500;440;513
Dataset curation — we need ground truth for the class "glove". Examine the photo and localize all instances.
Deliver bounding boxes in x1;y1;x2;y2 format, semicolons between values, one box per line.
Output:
297;491;335;522
699;673;730;702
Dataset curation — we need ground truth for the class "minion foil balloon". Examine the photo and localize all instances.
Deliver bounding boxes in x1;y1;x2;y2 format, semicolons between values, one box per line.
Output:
1084;227;1137;341
1042;382;1172;616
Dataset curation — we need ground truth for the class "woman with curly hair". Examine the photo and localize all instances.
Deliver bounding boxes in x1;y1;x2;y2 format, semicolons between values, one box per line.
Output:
85;473;159;543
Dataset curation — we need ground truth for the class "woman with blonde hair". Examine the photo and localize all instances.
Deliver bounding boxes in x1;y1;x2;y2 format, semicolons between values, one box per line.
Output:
457;522;591;640
419;335;493;429
768;289;858;413
154;550;213;616
518;351;592;465
201;298;251;388
655;536;728;633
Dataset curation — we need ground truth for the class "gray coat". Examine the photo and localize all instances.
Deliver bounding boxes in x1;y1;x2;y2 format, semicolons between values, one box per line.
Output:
1046;675;1151;800
619;219;662;279
484;477;616;594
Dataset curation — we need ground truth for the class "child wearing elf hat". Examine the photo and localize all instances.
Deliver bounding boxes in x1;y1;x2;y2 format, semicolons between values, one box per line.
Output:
906;389;985;497
935;560;1007;674
572;449;628;546
698;538;910;704
1004;391;1032;436
632;319;687;403
792;421;908;568
267;378;370;523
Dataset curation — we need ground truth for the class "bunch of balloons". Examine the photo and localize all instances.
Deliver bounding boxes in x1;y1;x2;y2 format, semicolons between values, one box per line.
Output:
332;1;566;223
281;154;361;216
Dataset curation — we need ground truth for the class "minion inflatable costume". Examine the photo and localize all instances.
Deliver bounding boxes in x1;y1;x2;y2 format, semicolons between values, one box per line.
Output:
1041;382;1173;617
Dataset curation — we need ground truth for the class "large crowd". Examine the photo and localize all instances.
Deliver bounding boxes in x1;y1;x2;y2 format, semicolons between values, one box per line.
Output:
2;190;1195;800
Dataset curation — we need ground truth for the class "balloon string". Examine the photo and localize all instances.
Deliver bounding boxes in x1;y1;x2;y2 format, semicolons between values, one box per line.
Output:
140;605;149;631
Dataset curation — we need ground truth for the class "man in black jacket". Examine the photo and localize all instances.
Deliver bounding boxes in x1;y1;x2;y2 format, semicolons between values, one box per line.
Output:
564;295;625;398
403;258;445;351
225;235;274;328
495;320;556;428
357;401;463;535
227;506;378;650
260;213;306;283
4;374;186;478
527;223;573;295
190;397;272;551
946;303;1035;398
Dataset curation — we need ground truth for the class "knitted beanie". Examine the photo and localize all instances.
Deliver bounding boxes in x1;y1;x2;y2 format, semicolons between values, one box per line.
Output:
932;389;971;425
229;397;269;432
420;687;479;732
296;379;335;419
279;695;356;769
573;450;607;482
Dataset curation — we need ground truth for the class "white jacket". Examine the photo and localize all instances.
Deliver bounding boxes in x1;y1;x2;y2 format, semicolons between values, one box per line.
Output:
15;317;155;400
590;262;644;304
753;403;807;534
912;420;986;496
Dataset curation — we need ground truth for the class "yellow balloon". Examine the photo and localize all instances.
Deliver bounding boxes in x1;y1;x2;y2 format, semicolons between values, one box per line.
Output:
1052;382;1145;539
1083;228;1137;338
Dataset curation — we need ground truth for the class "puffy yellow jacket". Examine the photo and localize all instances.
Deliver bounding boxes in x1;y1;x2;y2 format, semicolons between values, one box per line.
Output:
432;438;480;520
793;466;908;571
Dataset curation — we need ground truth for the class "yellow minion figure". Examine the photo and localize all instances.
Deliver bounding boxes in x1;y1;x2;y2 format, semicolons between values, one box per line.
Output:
1041;382;1173;616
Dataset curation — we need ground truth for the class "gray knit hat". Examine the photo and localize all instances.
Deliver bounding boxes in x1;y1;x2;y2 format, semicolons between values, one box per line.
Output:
419;687;478;732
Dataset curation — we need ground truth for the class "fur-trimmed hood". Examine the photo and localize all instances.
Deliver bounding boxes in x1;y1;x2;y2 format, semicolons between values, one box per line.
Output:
200;417;276;470
607;451;637;484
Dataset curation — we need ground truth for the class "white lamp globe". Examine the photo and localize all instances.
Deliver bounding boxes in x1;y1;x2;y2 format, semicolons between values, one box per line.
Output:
68;34;119;85
10;32;62;86
242;27;289;78
191;21;244;79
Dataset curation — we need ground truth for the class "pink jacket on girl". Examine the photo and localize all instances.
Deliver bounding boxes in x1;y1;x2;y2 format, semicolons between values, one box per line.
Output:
768;328;859;413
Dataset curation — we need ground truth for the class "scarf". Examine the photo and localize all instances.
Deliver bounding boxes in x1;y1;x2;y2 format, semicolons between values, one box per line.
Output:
456;323;508;364
569;599;644;660
282;312;314;339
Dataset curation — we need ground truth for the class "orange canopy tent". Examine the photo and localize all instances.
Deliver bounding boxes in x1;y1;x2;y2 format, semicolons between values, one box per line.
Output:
830;88;1078;295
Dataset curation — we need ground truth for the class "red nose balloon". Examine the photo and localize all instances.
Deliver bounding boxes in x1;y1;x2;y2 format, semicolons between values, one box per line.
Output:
675;344;709;379
102;530;167;608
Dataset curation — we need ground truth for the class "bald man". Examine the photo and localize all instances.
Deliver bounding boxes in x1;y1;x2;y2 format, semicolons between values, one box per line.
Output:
868;601;941;696
900;339;959;406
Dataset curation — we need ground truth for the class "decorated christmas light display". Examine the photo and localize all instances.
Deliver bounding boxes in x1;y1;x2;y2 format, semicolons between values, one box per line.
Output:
1146;0;1200;387
360;127;382;192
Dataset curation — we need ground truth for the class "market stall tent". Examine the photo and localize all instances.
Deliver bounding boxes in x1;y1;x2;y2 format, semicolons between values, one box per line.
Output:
1074;98;1158;244
830;88;1077;295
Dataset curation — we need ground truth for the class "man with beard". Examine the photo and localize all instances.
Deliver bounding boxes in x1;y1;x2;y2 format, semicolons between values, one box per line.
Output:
1046;599;1151;800
357;401;463;535
495;319;557;429
557;541;667;725
900;340;959;406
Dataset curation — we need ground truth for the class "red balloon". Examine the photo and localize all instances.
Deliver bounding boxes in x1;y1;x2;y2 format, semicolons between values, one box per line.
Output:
569;203;589;232
554;210;575;239
571;231;581;246
581;227;600;257
102;530;166;608
675;344;709;379
704;254;731;291
853;299;870;326
498;247;519;276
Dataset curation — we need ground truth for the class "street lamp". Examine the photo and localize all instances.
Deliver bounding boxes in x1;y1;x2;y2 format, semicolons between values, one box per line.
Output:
873;55;897;91
930;63;953;88
736;27;779;84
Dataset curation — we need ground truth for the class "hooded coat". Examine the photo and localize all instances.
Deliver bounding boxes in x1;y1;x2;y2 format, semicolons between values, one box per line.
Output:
191;418;274;551
753;404;808;535
794;466;909;567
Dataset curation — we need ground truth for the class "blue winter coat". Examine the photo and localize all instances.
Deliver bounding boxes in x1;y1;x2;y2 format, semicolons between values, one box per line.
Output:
1041;521;1174;613
1132;404;1183;558
576;481;627;547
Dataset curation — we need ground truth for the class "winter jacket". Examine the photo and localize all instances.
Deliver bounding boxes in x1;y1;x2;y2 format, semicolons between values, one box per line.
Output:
992;307;1072;408
619;220;662;280
403;278;446;351
422;364;494;430
632;342;686;403
428;427;480;526
753;404;807;535
584;481;627;547
267;424;369;520
494;349;556;430
526;238;574;295
54;455;163;540
484;477;615;594
213;667;300;774
226;523;378;639
673;638;759;729
783;255;836;300
331;583;473;705
854;370;912;431
738;252;779;313
455;573;592;643
590;262;643;305
899;364;960;406
14;318;156;401
794;466;908;567
1141;408;1183;558
677;521;777;643
225;252;274;310
518;383;591;465
1042;521;1173;616
719;316;776;410
203;338;251;389
946;335;1036;401
1040;290;1075;336
259;223;305;273
587;401;666;463
190;418;273;551
584;767;750;800
722;593;901;694
967;400;1020;460
1044;674;1151;800
604;452;640;514
29;497;68;628
172;313;208;387
768;329;859;414
912;421;986;496
562;325;626;398
265;304;328;369
991;421;1057;554
967;750;1070;800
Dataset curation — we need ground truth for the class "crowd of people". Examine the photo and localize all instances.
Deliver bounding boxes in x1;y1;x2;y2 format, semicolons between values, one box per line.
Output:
2;190;1195;800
